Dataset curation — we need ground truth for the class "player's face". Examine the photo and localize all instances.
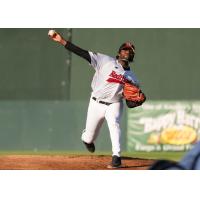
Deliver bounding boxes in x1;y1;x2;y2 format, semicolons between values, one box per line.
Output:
118;48;134;62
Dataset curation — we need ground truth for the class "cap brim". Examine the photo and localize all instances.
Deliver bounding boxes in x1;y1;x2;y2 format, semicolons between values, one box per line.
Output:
122;46;135;52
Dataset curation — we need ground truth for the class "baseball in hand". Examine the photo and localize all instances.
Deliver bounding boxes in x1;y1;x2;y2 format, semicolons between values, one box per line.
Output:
48;29;57;37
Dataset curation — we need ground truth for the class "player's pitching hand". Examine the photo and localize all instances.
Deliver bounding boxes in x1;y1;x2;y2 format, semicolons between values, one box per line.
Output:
48;30;67;46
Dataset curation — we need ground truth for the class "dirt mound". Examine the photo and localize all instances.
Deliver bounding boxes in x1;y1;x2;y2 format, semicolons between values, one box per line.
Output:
0;155;155;170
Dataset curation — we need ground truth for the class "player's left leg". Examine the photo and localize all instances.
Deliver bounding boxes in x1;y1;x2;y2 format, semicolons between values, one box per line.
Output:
105;101;123;167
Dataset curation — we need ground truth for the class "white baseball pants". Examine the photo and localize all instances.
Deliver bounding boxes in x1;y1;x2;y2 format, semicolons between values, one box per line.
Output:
81;96;123;157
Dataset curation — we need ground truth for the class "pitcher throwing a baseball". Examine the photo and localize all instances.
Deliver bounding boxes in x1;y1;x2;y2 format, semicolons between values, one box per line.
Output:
48;30;145;168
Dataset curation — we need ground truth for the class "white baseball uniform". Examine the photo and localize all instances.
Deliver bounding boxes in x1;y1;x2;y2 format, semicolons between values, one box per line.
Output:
81;52;139;156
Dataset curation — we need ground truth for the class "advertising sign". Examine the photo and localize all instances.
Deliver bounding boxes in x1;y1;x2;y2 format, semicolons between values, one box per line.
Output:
127;101;200;152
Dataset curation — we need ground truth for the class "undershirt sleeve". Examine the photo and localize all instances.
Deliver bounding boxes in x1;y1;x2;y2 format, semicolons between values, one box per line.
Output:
65;42;91;63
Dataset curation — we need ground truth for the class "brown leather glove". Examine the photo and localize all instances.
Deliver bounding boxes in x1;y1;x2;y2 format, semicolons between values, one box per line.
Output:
123;82;146;108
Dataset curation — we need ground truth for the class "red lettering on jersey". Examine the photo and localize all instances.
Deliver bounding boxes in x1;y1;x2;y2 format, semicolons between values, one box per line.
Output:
106;70;128;84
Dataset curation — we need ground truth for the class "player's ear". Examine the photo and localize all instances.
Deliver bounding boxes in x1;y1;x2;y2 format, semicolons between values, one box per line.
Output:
116;54;119;59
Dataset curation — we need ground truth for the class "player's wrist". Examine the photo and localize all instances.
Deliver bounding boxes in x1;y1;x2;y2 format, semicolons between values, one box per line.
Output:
60;39;67;46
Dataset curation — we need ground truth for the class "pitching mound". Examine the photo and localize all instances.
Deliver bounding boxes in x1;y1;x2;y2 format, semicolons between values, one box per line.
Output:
0;155;155;170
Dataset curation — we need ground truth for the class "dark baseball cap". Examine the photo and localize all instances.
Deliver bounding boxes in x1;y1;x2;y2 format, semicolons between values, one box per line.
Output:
118;42;135;53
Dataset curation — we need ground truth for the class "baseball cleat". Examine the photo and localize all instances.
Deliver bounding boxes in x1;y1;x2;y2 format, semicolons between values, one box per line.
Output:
107;155;122;169
107;164;122;169
83;141;95;153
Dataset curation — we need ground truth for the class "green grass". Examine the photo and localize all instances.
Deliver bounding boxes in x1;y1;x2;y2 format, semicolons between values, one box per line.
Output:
0;150;186;161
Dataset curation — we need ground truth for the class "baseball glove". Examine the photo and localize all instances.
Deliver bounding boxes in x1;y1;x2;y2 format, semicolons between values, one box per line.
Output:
123;82;146;108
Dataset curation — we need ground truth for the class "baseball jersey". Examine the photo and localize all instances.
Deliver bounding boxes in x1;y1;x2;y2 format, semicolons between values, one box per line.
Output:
89;52;140;103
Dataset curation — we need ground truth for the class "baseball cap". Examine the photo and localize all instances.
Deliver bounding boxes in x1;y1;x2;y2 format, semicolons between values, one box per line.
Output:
118;42;135;53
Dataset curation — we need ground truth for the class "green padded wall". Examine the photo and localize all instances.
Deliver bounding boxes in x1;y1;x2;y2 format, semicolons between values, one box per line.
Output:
0;28;71;100
70;28;200;100
0;101;127;152
0;28;200;152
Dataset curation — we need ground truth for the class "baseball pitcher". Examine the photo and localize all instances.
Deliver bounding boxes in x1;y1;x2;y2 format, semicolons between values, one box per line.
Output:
48;30;146;168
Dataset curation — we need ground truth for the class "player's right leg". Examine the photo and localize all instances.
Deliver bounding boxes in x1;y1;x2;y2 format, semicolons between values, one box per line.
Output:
81;97;106;152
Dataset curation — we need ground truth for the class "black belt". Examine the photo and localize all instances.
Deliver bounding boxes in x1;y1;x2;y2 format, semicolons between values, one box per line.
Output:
92;97;112;106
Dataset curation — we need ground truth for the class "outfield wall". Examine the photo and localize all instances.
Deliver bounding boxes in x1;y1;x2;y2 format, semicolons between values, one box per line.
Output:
0;101;127;152
70;28;200;100
0;28;199;152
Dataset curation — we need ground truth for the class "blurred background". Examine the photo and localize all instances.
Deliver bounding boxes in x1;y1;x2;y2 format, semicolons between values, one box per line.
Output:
0;28;199;154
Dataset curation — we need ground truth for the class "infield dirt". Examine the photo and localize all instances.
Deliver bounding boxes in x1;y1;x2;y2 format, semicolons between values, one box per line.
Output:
0;155;155;170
